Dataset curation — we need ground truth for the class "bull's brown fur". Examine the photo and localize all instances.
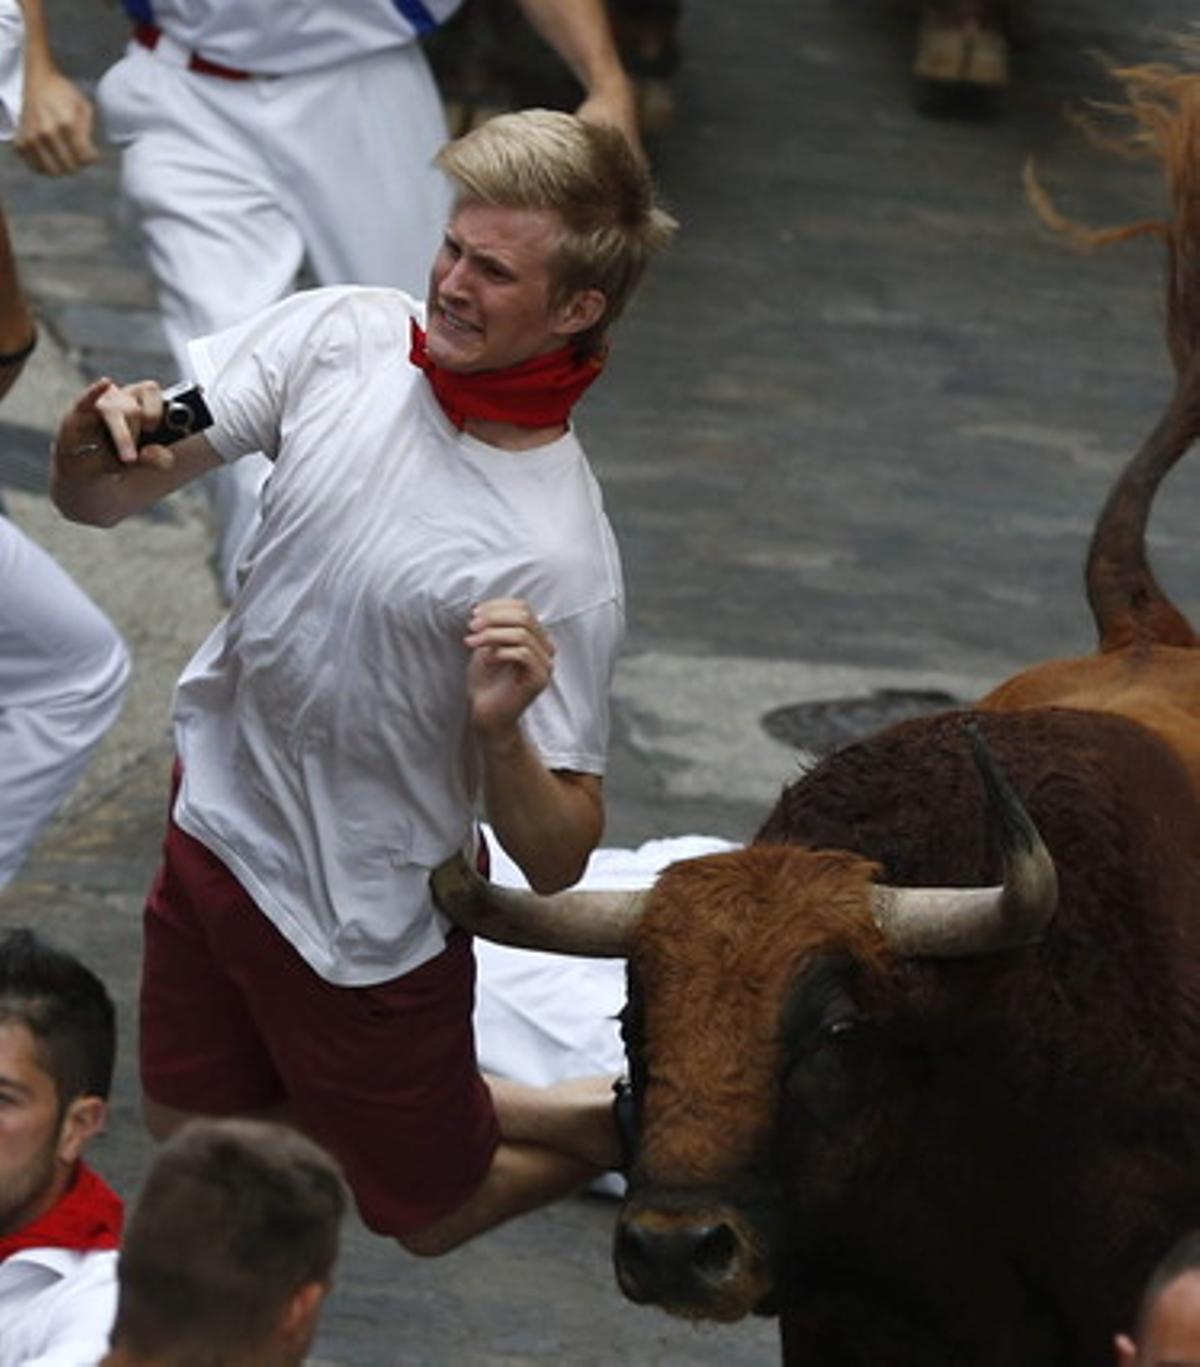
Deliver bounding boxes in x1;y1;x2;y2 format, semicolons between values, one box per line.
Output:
631;847;890;1184
616;58;1200;1367
623;717;1200;1360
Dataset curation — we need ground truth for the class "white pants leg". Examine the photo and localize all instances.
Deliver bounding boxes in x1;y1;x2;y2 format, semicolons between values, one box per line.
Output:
96;41;450;602
0;518;130;888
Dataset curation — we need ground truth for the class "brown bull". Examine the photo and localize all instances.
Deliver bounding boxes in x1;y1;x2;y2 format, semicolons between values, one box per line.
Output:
432;64;1200;1367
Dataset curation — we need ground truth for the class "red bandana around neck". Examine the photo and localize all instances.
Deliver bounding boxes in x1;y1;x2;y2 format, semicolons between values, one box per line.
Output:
409;320;605;431
0;1162;123;1262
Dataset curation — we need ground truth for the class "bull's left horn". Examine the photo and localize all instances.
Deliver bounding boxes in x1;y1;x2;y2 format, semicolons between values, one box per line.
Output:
430;852;642;957
869;720;1058;958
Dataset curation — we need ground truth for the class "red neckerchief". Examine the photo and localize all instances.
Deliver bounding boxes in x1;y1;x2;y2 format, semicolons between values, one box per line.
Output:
0;1162;123;1261
409;320;605;430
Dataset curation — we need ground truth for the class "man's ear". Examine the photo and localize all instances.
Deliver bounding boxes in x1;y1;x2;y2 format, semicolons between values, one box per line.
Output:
1114;1331;1138;1366
56;1096;107;1166
554;288;606;340
278;1280;328;1351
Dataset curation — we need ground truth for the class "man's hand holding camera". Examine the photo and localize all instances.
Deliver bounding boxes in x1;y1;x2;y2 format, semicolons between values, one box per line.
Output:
52;378;219;527
57;378;213;470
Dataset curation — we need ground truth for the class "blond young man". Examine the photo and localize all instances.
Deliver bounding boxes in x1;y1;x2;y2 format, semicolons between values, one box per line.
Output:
52;110;675;1256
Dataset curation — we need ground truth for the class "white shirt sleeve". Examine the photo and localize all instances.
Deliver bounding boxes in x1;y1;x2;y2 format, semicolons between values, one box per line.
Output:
0;1249;118;1367
186;286;414;466
523;598;624;776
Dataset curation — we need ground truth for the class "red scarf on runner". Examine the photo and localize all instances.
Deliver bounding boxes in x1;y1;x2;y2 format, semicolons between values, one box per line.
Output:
0;1162;123;1261
409;320;605;430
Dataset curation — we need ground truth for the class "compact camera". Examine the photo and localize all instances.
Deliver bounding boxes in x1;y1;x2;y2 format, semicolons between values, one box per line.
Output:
138;381;214;448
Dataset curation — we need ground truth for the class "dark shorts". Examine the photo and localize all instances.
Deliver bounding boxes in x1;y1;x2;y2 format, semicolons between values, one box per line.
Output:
140;776;500;1237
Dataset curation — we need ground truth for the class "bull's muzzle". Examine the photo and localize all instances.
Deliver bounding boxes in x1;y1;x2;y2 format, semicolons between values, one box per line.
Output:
613;1202;774;1322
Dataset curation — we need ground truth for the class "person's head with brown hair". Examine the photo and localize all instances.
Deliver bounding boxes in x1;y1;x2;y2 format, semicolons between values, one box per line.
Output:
105;1119;346;1367
0;927;115;1238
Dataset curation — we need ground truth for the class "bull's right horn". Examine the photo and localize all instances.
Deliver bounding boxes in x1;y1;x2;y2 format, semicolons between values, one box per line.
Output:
869;720;1058;958
430;852;643;958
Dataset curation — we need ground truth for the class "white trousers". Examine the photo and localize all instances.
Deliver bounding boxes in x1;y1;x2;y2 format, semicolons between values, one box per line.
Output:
96;39;452;600
0;518;130;888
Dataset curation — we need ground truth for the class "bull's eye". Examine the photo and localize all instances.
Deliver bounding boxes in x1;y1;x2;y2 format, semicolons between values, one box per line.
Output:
823;1016;863;1043
779;957;871;1121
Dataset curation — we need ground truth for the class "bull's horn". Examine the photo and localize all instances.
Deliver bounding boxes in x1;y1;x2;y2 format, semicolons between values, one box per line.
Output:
430;852;643;957
869;720;1058;958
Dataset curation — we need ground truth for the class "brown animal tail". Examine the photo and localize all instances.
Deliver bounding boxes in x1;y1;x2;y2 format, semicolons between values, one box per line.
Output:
1027;58;1200;652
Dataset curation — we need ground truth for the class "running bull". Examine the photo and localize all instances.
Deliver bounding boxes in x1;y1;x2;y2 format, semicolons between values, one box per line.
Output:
432;66;1200;1367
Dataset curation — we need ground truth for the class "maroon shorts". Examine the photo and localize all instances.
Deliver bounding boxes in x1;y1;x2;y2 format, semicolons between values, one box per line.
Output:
140;780;500;1237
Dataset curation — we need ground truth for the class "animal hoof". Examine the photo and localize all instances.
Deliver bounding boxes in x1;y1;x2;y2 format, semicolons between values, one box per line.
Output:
965;28;1010;86
914;21;1010;88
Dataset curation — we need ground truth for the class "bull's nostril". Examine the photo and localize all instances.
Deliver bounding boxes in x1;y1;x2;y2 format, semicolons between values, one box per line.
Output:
614;1217;746;1308
693;1222;738;1279
614;1223;656;1299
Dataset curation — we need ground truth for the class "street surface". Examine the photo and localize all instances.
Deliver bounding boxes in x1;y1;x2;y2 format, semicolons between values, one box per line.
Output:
2;0;1199;1361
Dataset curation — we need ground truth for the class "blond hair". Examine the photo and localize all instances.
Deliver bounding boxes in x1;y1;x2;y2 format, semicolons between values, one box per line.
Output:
436;109;677;354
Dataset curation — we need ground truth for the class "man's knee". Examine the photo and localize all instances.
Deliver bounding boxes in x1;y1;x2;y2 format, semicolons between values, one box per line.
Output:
394;1222;462;1259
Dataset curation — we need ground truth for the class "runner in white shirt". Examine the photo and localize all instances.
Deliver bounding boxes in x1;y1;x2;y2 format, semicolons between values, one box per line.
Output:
15;0;641;601
0;930;122;1367
0;1248;118;1367
51;110;675;1258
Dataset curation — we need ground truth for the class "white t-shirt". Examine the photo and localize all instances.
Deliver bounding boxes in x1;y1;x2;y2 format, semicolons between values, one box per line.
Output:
176;287;625;986
125;0;464;75
0;1248;118;1367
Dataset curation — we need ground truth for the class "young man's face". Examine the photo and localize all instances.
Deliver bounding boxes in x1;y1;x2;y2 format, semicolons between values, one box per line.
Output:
1117;1270;1200;1366
0;1019;64;1236
425;201;597;374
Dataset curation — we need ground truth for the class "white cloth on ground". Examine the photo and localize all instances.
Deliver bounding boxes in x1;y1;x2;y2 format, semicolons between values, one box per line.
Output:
0;1247;118;1367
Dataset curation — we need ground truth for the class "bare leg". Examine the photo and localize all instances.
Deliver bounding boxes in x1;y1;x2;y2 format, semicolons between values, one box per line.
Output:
148;1075;620;1258
397;1074;621;1258
486;1073;621;1169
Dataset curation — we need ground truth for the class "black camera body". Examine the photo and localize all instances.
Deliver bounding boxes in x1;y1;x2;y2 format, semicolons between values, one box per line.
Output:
138;381;214;448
